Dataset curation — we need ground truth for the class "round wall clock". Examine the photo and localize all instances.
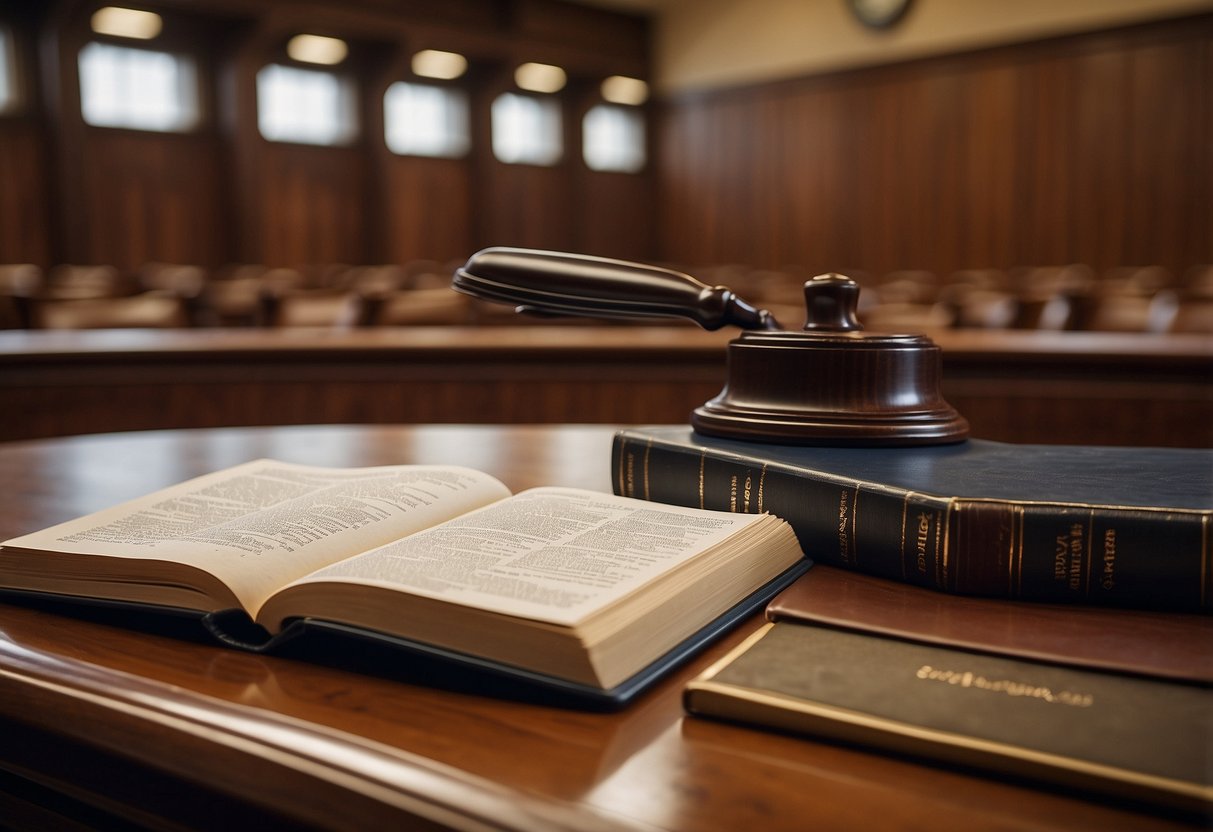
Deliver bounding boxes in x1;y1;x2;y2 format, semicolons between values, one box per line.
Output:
847;0;913;29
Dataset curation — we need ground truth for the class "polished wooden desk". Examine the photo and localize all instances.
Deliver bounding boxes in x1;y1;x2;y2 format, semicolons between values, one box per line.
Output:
0;425;1204;830
2;326;1210;446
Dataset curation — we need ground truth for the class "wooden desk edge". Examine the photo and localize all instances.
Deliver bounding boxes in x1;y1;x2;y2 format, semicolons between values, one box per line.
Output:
0;638;635;831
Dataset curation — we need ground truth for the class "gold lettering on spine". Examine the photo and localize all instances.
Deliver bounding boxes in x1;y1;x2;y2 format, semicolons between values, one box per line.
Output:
938;502;951;590
642;441;651;500
1100;528;1116;591
697;451;705;510
837;489;851;564
757;464;767;514
1085;511;1094;597
1065;522;1084;592
914;512;931;576
900;493;911;581
851;486;860;567
619;440;632;497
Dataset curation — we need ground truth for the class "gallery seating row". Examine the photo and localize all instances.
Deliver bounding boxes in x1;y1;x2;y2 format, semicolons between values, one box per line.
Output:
1;260;1211;333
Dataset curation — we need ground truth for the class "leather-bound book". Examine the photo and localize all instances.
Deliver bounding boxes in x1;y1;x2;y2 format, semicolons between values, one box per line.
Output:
684;621;1213;814
767;565;1213;684
613;426;1213;612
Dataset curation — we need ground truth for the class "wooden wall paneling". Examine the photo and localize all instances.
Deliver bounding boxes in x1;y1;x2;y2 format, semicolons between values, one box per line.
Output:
0;124;50;267
369;42;477;265
79;131;226;272
229;21;376;269
657;14;1213;281
573;160;657;261
45;7;230;273
654;100;704;267
1125;35;1207;273
748;90;784;268
382;152;475;265
0;11;51;267
474;66;574;252
568;84;657;262
1069;46;1130;271
957;62;1021;273
777;84;855;276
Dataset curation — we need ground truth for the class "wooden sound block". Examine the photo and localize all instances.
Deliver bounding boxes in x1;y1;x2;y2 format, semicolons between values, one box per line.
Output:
692;273;969;446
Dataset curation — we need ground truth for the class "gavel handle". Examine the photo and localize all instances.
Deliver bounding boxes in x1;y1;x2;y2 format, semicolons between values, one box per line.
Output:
453;247;779;331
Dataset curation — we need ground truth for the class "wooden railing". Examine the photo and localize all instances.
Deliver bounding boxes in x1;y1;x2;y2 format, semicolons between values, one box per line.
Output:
1;326;1209;447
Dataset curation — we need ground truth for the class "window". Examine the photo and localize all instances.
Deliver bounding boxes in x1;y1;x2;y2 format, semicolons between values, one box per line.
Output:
256;64;357;146
0;27;16;114
78;42;198;132
491;92;561;166
384;82;469;158
583;105;645;173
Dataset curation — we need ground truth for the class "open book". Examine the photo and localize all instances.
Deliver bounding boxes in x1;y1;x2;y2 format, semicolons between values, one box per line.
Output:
0;460;807;706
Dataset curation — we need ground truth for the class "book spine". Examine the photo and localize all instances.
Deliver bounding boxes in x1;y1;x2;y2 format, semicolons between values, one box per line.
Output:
612;432;1211;612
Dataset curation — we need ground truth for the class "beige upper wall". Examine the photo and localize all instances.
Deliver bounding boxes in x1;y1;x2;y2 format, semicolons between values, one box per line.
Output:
652;0;1213;94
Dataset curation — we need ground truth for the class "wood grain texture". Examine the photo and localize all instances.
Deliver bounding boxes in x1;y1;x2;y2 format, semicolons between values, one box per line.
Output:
657;14;1213;279
0;425;1203;830
0;327;1208;446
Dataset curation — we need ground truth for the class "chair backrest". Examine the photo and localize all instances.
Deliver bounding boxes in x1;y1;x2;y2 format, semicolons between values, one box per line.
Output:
259;287;364;328
1169;298;1213;333
29;292;190;329
0;264;42;328
44;264;129;299
363;288;472;326
859;301;954;332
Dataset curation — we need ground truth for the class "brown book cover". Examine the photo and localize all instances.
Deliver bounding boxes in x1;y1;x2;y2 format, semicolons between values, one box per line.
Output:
767;566;1213;684
685;622;1213;814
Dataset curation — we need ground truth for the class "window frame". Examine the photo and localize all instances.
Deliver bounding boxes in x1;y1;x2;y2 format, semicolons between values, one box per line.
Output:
77;40;202;133
490;90;564;167
255;62;359;147
0;24;19;116
582;103;647;174
383;80;471;159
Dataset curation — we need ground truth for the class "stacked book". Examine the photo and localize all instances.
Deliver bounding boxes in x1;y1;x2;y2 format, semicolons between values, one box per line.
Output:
613;426;1213;814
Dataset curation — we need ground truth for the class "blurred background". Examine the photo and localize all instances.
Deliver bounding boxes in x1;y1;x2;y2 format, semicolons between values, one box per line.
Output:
0;0;1209;332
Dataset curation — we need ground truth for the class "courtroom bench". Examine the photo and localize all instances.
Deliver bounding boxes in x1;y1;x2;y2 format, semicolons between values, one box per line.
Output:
0;326;1209;447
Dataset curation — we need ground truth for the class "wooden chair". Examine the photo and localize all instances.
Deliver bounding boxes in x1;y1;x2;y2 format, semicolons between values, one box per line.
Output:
28;291;191;329
362;287;473;326
1084;290;1179;333
0;264;42;328
1169;269;1213;332
948;289;1019;329
137;263;208;326
202;266;304;326
1169;298;1213;333
1011;265;1095;330
43;264;130;300
257;287;366;328
874;270;939;304
859;301;954;332
402;259;452;290
339;265;408;294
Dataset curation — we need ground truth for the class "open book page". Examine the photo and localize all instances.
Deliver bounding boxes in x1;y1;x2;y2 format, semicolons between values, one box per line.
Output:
267;487;774;626
2;460;511;613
